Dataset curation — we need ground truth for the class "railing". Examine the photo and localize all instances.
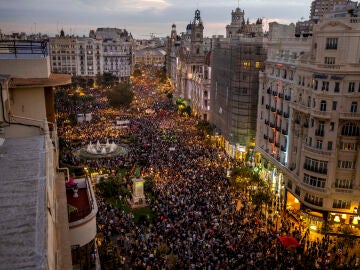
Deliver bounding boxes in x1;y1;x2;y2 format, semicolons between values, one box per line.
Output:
264;134;269;140
282;129;288;135
270;122;275;128
265;104;270;110
0;40;48;57
275;142;280;148
303;143;332;156
281;145;287;152
264;119;269;125
277;109;283;115
269;137;274;143
267;88;272;94
278;93;284;99
272;91;278;97
339;112;360;119
271;107;276;112
285;95;291;101
283;112;289;119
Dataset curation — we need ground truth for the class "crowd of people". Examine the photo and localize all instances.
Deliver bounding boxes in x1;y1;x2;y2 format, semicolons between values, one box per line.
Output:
57;68;359;269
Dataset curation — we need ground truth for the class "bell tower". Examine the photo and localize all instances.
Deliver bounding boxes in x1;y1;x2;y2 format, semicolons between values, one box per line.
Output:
190;9;204;58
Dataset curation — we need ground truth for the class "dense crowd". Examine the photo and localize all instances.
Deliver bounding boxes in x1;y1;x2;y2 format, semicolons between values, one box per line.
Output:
57;69;359;269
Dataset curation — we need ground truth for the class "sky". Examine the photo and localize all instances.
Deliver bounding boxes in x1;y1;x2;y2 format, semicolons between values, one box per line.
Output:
0;0;313;39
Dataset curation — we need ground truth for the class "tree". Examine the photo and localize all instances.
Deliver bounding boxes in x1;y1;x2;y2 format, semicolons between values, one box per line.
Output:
132;68;142;77
107;82;134;108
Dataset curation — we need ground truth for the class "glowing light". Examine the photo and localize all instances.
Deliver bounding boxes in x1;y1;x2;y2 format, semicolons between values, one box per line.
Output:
310;225;317;231
334;216;340;222
341;214;347;219
294;198;299;203
353;217;358;225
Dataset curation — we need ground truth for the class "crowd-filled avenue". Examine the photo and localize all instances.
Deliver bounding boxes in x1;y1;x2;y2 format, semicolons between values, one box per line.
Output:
56;67;359;270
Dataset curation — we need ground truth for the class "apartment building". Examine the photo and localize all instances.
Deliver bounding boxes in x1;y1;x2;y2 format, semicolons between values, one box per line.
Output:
256;14;360;235
49;27;134;81
0;40;99;268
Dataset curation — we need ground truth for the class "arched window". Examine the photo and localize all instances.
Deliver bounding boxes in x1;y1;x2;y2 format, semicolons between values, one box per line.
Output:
342;122;360;136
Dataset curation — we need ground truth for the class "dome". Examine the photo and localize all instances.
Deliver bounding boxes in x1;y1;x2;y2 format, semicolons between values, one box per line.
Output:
186;23;192;30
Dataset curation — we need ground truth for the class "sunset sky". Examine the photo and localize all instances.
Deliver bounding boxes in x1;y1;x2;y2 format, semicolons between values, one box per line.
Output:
0;0;313;38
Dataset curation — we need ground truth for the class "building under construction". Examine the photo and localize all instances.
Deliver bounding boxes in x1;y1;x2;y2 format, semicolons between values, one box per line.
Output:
210;33;266;159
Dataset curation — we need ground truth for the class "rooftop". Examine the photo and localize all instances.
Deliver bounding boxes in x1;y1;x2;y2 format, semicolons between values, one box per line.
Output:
0;135;47;269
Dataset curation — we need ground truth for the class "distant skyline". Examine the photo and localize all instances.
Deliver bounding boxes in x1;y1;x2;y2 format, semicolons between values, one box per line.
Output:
0;0;313;38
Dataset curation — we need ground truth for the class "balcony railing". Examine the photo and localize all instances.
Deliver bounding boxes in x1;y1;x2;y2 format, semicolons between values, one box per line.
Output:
265;104;270;110
276;126;281;132
283;112;289;119
282;129;288;135
264;119;269;125
272;91;278;97
281;145;287;152
275;142;280;148
267;88;272;94
285;95;291;101
269;137;274;143
0;40;49;57
264;134;269;140
270;122;275;128
278;93;284;99
271;107;276;112
277;109;283;115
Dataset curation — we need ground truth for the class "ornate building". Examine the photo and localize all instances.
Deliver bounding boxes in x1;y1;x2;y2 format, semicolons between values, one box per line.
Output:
256;13;360;235
167;10;211;121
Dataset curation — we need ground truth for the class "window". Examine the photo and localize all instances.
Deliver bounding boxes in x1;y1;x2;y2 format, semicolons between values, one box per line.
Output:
351;102;357;113
326;38;338;50
333;199;351;209
334;82;340;93
320;100;327;111
335;178;353;189
332;101;337;110
327;141;332;150
322;81;329;91
313;80;318;90
330;122;335;131
340;142;357;151
337;160;356;169
341;123;360;136
324;57;335;65
304;157;328;174
316;140;323;149
255;62;261;68
304;193;323;207
304;174;326;188
295;186;301;196
348;82;355;93
261;96;264;105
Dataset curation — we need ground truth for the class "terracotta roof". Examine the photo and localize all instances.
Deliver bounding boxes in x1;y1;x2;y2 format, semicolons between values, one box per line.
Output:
11;73;71;88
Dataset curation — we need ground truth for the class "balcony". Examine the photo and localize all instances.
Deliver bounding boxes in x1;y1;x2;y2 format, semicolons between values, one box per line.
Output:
267;88;272;94
303;164;328;174
271;106;276;112
283;112;289;119
272;91;278;97
67;177;98;247
277;109;283;115
282;129;288;135
339;112;360;120
278;93;284;99
281;145;287;152
264;134;269;140
264;119;269;125
303;143;332;156
304;122;309;128
0;40;48;58
275;142;280;148
270;122;275;128
265;104;270;110
315;129;324;137
285;95;291;101
276;126;281;132
269;137;274;143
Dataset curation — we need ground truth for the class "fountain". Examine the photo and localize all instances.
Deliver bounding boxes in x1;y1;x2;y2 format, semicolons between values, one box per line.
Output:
75;139;128;159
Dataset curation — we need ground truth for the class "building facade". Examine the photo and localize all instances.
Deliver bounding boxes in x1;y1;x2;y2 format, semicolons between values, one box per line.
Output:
49;28;134;81
167;10;211;121
256;14;360;235
210;6;266;159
